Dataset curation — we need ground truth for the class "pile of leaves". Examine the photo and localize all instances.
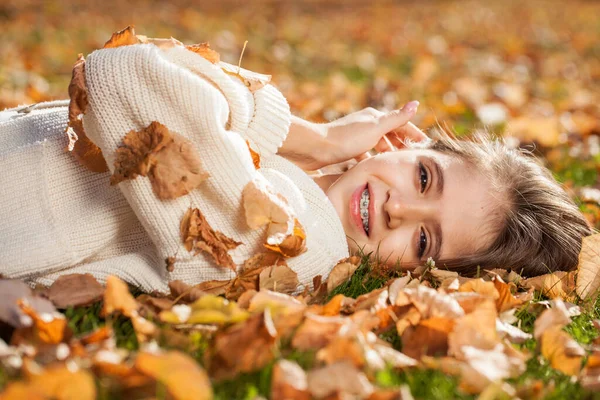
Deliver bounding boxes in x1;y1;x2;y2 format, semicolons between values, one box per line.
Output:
0;233;599;399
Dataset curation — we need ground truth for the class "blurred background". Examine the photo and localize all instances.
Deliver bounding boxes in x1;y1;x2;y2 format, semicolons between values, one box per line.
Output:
1;0;599;227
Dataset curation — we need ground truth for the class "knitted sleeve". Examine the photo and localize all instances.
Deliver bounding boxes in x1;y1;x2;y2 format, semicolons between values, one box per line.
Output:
82;43;290;283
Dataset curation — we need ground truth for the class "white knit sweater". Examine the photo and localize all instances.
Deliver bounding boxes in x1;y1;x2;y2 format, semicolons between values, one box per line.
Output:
0;43;349;293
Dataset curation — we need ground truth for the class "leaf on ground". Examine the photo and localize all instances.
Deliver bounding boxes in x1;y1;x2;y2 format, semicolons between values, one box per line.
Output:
185;42;220;63
317;335;366;368
135;351;212;400
46;273;104;309
458;279;499;300
521;271;577;301
575;233;600;300
405;286;465;319
327;256;361;293
533;299;572;340
168;280;206;303
1;363;96;400
388;274;412;305
271;359;310;400
103;25;141;48
248;290;307;314
259;264;299;294
306;361;374;399
66;54;108;173
292;314;346;351
16;300;69;344
401;317;455;359
102;276;138;318
0;280;56;329
180;207;241;272
540;326;585;376
111;121;210;200
581;351;600;391
492;275;526;312
448;299;499;358
206;312;278;380
242;178;306;257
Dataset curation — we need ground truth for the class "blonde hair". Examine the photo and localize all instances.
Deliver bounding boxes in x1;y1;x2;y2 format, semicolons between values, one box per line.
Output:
417;130;593;277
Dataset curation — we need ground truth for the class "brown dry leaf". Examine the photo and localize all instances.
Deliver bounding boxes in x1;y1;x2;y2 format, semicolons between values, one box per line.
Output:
246;140;261;169
264;218;307;258
492;275;525;312
242;252;287;272
180;207;241;272
136;35;183;50
186;42;220;64
103;25;141;48
458;278;499;300
327;257;361;293
575;233;600;300
1;363;96;400
66;54;108;173
168;280;206;303
259;264;299;294
540;326;585;376
401;317;455;359
292;314;346;351
307;361;374;399
102;276;138;318
220;61;272;92
521;271;577;301
17;299;69;344
111;121;210;200
195;279;232;296
448;299;499;358
46;273;104;309
135;351;212;400
271;359;310;400
206;312;278;380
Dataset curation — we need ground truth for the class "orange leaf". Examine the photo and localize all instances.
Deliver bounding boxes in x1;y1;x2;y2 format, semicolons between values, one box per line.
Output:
401;317;455;359
264;218;307;258
102;275;138;318
186;42;221;64
103;25;141;49
540;326;585;376
271;360;310;400
17;300;68;344
246;140;261;169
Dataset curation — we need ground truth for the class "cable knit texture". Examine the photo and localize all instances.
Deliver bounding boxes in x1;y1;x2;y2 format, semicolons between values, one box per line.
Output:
0;43;349;293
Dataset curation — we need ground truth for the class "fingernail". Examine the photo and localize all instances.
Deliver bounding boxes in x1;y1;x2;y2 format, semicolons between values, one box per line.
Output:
402;100;419;114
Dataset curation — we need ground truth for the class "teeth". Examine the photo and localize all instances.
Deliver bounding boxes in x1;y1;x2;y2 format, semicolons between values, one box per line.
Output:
359;188;370;234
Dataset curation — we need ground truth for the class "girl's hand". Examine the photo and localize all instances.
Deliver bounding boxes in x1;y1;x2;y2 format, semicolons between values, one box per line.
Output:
323;101;428;165
279;101;428;171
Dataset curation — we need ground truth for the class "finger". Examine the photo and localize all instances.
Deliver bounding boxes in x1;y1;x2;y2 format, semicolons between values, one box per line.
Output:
376;101;419;134
374;136;395;153
355;152;371;162
393;121;429;143
386;132;406;149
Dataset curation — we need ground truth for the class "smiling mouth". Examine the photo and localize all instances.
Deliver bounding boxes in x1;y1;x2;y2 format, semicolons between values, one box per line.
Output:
359;185;370;236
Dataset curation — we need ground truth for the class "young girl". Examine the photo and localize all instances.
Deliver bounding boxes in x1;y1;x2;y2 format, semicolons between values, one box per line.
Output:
0;38;592;293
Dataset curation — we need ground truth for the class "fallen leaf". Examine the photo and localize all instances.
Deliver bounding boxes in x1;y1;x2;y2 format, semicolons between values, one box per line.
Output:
103;25;141;48
102;276;138;318
185;42;220;63
0;280;56;329
16;300;69;344
264;218;307;258
135;351;212;400
292;314;346;351
507;115;561;147
46;274;104;309
575;233;600;300
492;275;525;312
448;299;499;358
307;361;374;399
242;252;287;272
195;279;232;296
111;121;210;200
533;299;572;340
327;257;361;293
206;312;278;380
259;264;299;294
521;271;577;301
405;286;465;319
180;207;241;272
168;280;206;303
401;317;455;359
137;35;183;50
246;140;261;169
540;326;585;376
458;279;500;300
271;359;310;400
581;351;600;391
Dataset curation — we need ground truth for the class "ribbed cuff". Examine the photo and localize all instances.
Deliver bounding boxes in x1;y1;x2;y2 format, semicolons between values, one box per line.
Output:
245;84;292;156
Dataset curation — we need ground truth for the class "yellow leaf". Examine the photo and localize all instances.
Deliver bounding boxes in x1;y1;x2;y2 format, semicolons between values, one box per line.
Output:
576;233;600;300
186;42;221;64
103;25;141;48
540;326;585;376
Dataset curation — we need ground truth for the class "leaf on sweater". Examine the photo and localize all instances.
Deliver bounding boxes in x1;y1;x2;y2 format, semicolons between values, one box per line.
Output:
220;61;272;92
185;42;221;64
103;25;141;48
242;178;307;257
66;53;108;173
137;35;184;50
326;256;361;293
271;360;310;400
168;280;206;303
246;140;261;169
46;273;104;309
180;207;242;271
134;351;212;400
111;121;209;200
259;265;299;294
575;233;600;300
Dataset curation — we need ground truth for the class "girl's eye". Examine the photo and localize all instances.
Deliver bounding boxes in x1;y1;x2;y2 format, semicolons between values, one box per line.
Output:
419;162;428;193
418;227;427;258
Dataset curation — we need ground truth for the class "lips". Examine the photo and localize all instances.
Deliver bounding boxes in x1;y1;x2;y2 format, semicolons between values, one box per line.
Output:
350;183;368;236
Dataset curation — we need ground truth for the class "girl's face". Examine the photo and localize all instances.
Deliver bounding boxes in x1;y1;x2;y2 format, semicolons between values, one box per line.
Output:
325;149;503;269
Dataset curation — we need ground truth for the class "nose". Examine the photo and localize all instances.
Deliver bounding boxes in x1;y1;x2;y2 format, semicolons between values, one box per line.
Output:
384;189;436;229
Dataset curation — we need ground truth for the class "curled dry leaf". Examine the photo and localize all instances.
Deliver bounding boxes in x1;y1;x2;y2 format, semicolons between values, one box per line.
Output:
103;25;141;48
134;351;212;400
66;53;108;173
168;280;206;304
492;275;526;313
111;121;210;200
220;61;272;92
264;218;307;258
0;363;96;400
575;233;600;300
180;207;241;272
46;273;104;309
271;359;310;400
306;361;374;399
259;264;299;294
327;256;361;293
185;42;221;64
540;326;585;376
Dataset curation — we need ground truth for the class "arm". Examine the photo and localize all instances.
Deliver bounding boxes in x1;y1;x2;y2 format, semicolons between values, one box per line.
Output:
278;102;427;171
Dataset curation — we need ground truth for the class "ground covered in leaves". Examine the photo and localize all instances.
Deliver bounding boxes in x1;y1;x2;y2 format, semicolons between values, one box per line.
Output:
1;0;600;399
